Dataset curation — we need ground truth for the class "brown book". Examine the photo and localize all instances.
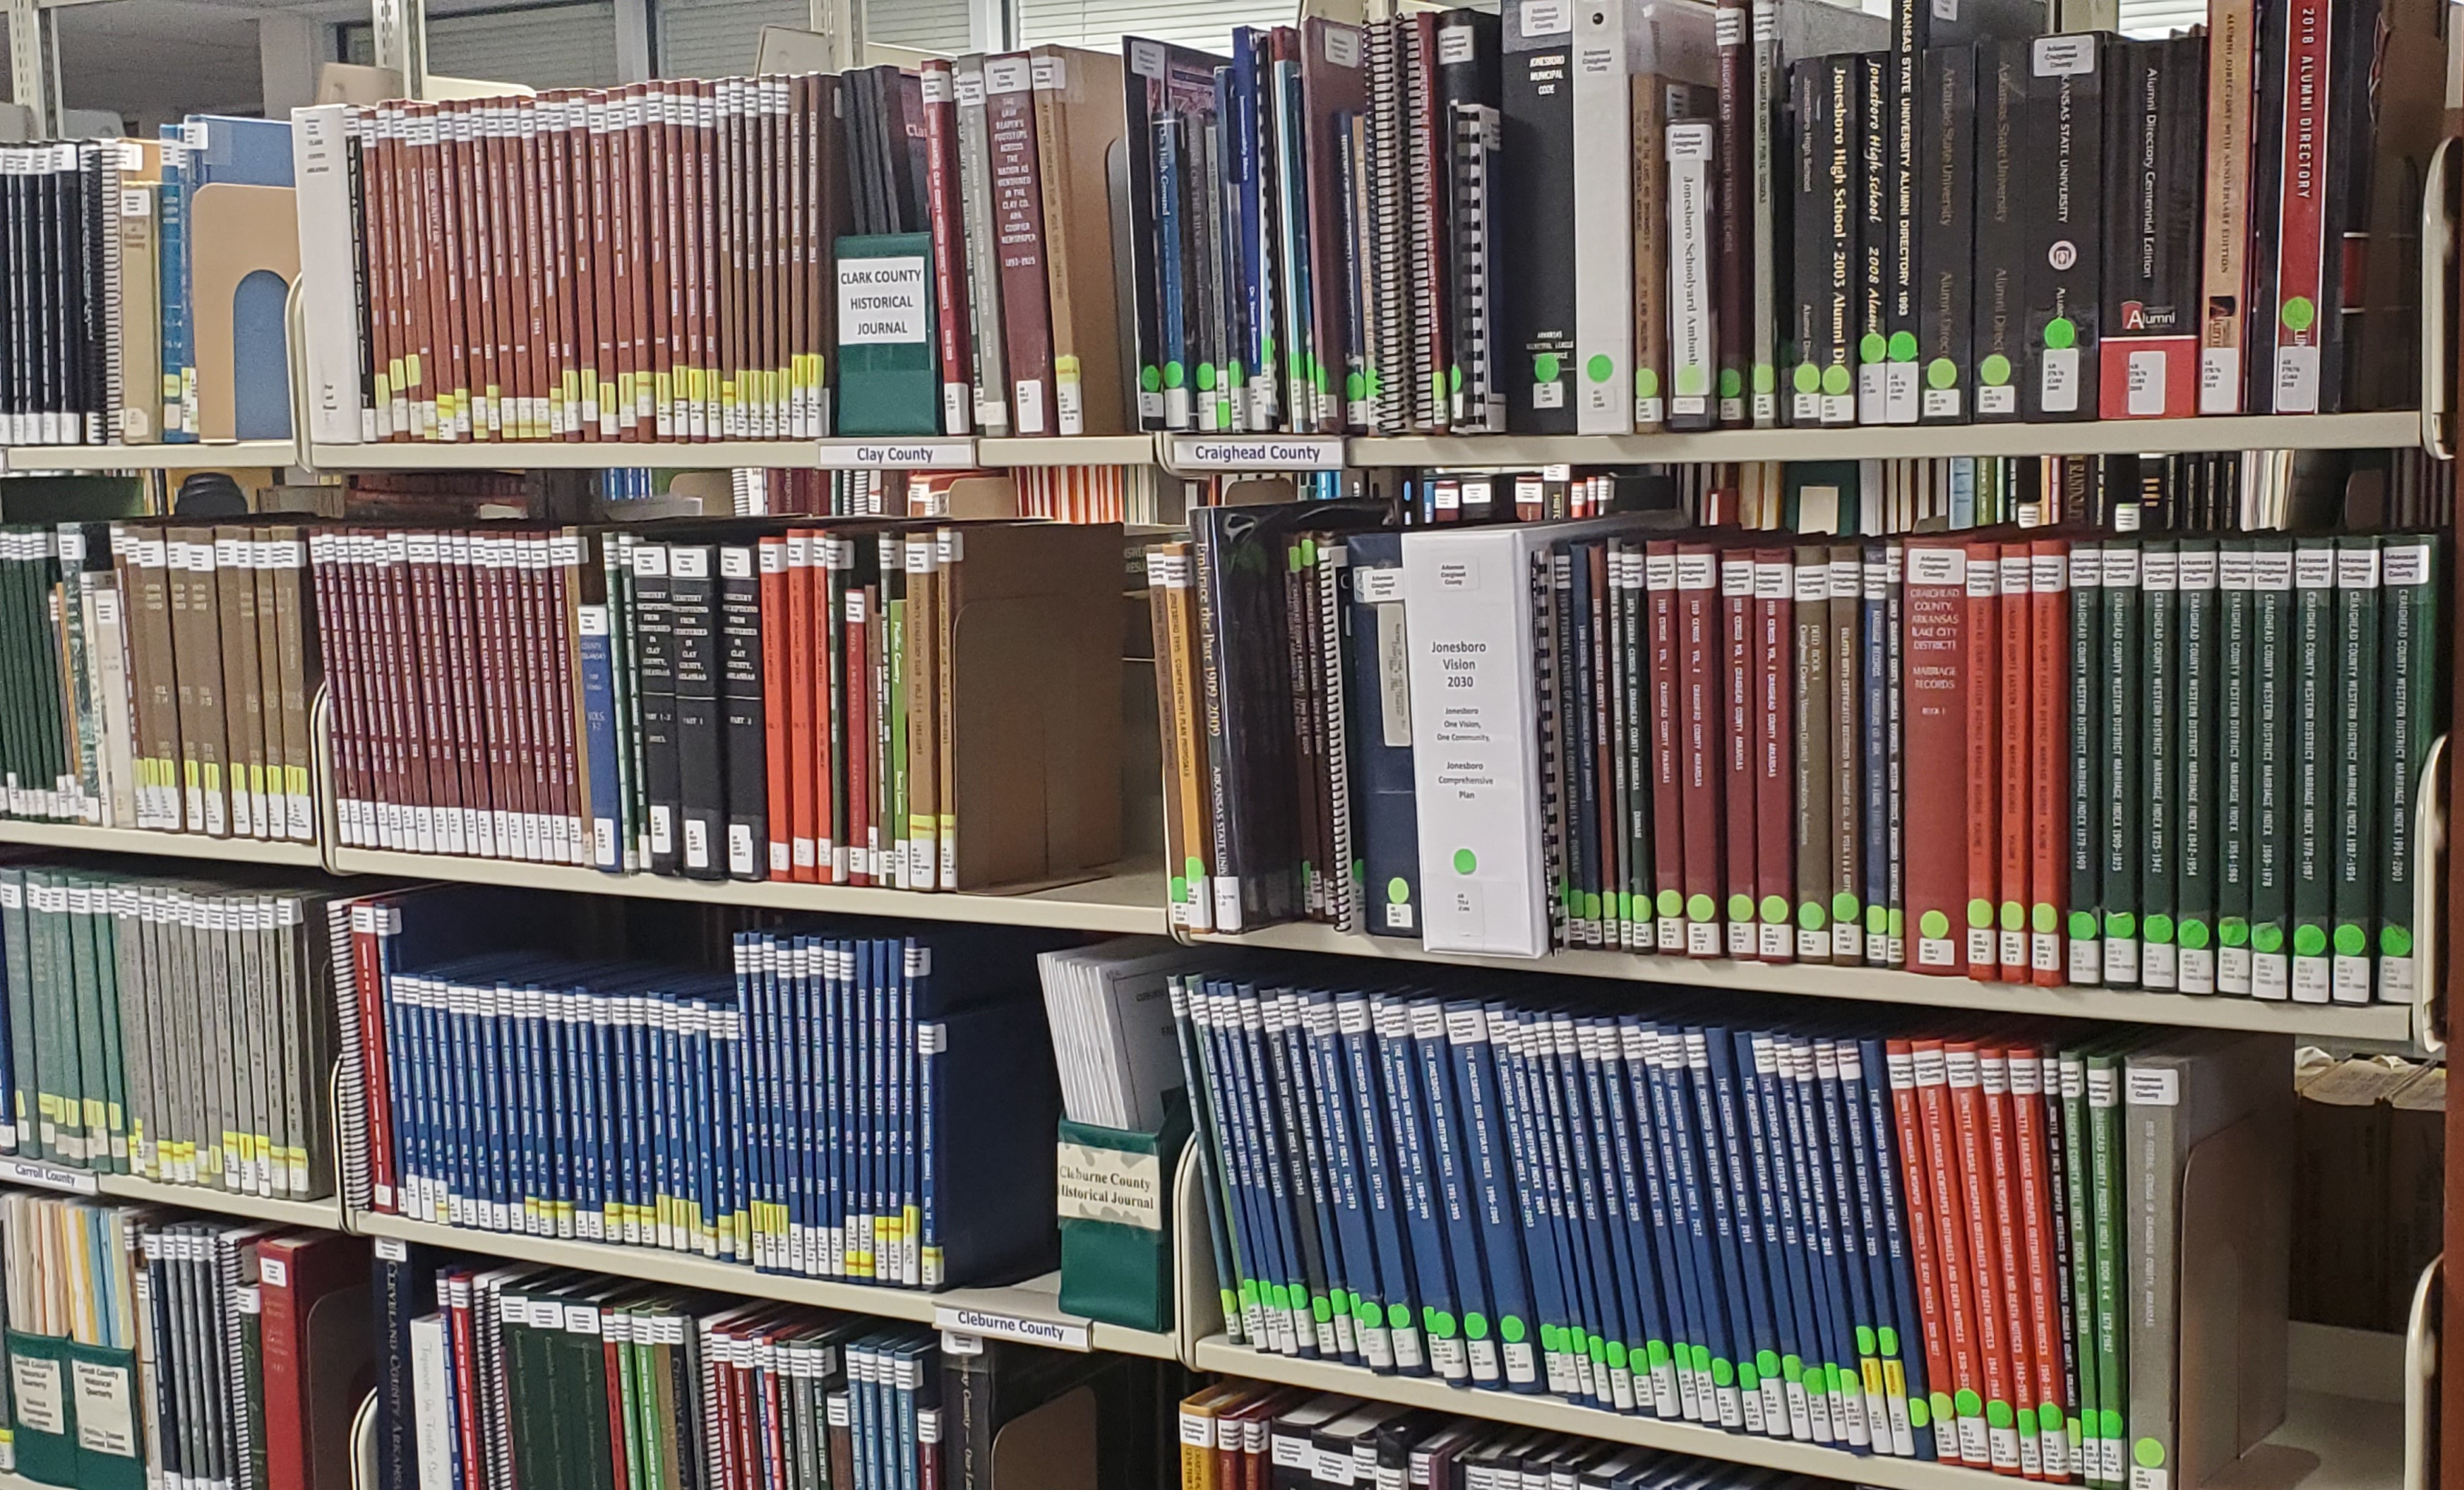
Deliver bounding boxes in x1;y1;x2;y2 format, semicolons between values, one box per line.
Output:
249;533;285;836
214;531;270;842
1298;19;1365;434
815;73;851;435
166;528;229;836
263;529;313;842
1029;45;1129;437
904;529;941;889
984;54;1055;436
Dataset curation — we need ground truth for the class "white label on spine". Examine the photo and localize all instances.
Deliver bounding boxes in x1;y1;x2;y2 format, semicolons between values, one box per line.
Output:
1519;0;1570;35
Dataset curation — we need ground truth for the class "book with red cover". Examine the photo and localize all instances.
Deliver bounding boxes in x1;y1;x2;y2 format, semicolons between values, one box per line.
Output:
985;54;1055;435
1826;545;1862;963
1963;539;2000;981
1677;541;1723;956
1792;545;1832;963
1913;1037;1990;1466
759;535;793;875
1646;541;1685;951
1946;1039;2021;1472
1753;548;1794;960
1902;539;1966;973
1998;543;2031;980
2028;538;2069;984
919;61;973;435
1721;551;1757;956
258;1231;376;1490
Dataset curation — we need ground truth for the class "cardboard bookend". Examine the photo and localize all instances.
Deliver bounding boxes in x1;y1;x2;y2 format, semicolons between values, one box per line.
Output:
2177;1113;2290;1490
188;183;299;443
989;1384;1098;1490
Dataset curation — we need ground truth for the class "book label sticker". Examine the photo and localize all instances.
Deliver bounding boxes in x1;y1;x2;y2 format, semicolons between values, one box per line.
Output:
2199;347;2239;414
2039;347;2079;411
1128;39;1165;78
2032;35;2097;75
931;1307;1091;1352
1439;23;1476;62
1055;1142;1164;1230
1322;23;1360;67
2126;350;2165;415
11;1358;61;1435
837;256;929;345
1520;0;1570;35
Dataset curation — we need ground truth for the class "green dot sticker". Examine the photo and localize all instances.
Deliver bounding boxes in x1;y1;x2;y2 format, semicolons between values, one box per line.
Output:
1955;1388;1983;1417
1822;364;1853;396
1833;891;1860;922
1931;1391;1955;1425
1605;1341;1628;1369
1452;848;1476;875
1928;358;1957;389
1968;898;1994;930
2254;923;2285;954
1860;333;1886;363
2135;1439;2166;1470
2000;901;2023;932
1464;1311;1490;1340
1636;368;1660;398
2180;919;2211;950
1757;1350;1781;1377
1889;331;1918;361
1711;1358;1735;1387
1586;354;1613;383
2034;903;2058;935
1540;1323;1563;1351
1687;893;1716;923
1986;1401;2014;1429
1729;893;1754;921
1921;909;1951;940
1198;363;1218;392
1387;1302;1410;1328
2019;1407;2040;1437
1169;873;1188;901
2221;917;2250;947
2384;925;2415;956
1534;353;1561;383
1676;366;1709;397
1140;365;1162;392
1658;889;1682;917
1910;1397;1932;1428
1754;364;1776;394
1164;361;1185;390
1426;1309;1458;1338
2045;317;2077;351
1800;902;1827;932
1879;1327;1898;1354
1855;1326;1876;1355
2334;924;2365;956
2145;913;2175;944
1980;352;2013;386
2295;924;2327;956
1795;363;1822;394
2282;296;2316;333
1502;1316;1526;1343
1387;877;1410;906
2106;911;2138;939
1761;894;1790;923
1867;905;1887;934
1719;368;1742;399
1449;365;1462;394
1344;370;1363;400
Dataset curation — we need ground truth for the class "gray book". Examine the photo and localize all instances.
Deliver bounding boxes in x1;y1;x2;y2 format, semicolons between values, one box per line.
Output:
953;56;1011;437
2124;1031;2291;1490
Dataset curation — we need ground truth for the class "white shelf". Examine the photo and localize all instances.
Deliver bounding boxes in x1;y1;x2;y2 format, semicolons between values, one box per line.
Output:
1201;925;2422;1042
1348;411;2425;467
0;819;323;867
1191;1338;2402;1490
308;439;836;471
95;1174;347;1228
352;1210;1180;1359
325;846;1171;936
1;440;297;472
978;434;1160;467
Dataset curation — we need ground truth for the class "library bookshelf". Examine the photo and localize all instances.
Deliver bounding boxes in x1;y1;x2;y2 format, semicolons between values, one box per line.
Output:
0;440;298;473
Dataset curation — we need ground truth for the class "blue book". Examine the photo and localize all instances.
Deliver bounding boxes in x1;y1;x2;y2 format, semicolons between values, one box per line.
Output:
1593;1020;1678;1417
1815;1038;1891;1447
1857;1038;1935;1460
1629;1023;1710;1423
1408;997;1497;1386
1231;28;1274;426
1336;989;1425;1374
1343;531;1422;939
1783;1035;1868;1451
580;604;623;871
1267;989;1346;1359
1193;981;1267;1345
1375;994;1464;1382
1227;982;1307;1352
1260;986;1336;1354
1682;1026;1766;1433
1529;1014;1610;1407
1445;1001;1540;1392
1573;1017;1649;1412
1300;990;1385;1367
1735;1030;1818;1443
1173;975;1246;1344
1272;59;1315;426
916;995;1059;1287
156;131;189;441
1704;1026;1788;1436
1154;114;1190;426
1508;1011;1587;1400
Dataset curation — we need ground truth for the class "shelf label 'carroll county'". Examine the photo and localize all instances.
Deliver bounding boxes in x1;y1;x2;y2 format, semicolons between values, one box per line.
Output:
0;1158;97;1194
813;439;979;469
932;1306;1092;1352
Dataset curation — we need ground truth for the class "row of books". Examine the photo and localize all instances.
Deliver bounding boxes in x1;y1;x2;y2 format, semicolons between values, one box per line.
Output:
1158;510;2444;1004
0;519;318;840
311;518;1120;892
1395;448;2447;539
0;1193;370;1490
1168;964;2288;1486
0;864;340;1199
1122;0;2434;437
293;48;1135;446
731;464;1168;526
352;887;1062;1291
0;117;298;449
1180;1383;1870;1489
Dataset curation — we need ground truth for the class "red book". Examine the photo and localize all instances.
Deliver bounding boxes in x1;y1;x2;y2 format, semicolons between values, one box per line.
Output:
786;533;820;882
1721;552;1757;957
1946;1040;2019;1474
1963;539;2001;982
2028;540;2069;985
445;1273;484;1482
758;536;794;876
1677;542;1723;957
1646;542;1685;952
1977;1045;2041;1477
1588;542;1620;948
918;61;972;435
257;1231;376;1490
1901;540;1967;973
2006;1046;2071;1481
846;581;873;886
1915;1039;1989;1467
2263;0;2333;412
984;54;1055;435
1998;543;2032;981
1753;550;1794;961
1887;1040;1962;1462
349;897;398;1210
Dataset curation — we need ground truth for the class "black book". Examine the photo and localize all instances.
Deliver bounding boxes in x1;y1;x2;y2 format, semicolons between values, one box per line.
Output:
77;143;102;443
1500;0;1576;433
1266;1395;1360;1490
941;1342;1111;1490
1856;50;1889;425
669;542;724;880
2098;36;2204;420
630;541;683;877
2023;32;2105;422
1123;37;1231;431
1816;55;1859;427
2318;0;2387;410
717;543;766;882
1918;44;1976;425
2243;0;2288;413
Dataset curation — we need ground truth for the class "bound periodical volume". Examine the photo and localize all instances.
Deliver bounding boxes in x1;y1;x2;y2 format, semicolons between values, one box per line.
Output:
0;863;342;1201
0;520;317;839
340;884;1065;1291
292;51;1134;445
1120;0;2439;435
0;116;297;448
310;517;1121;891
1171;968;2290;1489
1155;509;2444;1008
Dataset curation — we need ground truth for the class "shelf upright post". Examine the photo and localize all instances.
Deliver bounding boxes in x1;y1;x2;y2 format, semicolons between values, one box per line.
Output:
4;0;55;138
369;0;428;103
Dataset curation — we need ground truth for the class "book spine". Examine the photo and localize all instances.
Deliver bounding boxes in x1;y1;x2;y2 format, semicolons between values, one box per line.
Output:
2290;537;2336;999
2140;539;2178;990
1791;548;1831;963
1754;551;1794;961
2200;0;2256;411
1678;545;1722;956
2176;540;2220;992
2376;536;2436;1004
1574;0;1638;435
2099;541;2141;986
1996;546;2031;981
2329;536;2379;1002
1902;542;1964;973
2023;35;2103;421
2066;543;2103;983
1855;54;1889;427
2263;0;2332;412
1721;555;1758;957
1665;123;1718;433
1961;542;1998;980
2249;538;2295;997
1918;44;1975;425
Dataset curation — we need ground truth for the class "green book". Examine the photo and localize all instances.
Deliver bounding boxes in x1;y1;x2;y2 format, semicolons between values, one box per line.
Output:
2215;541;2255;995
2084;1047;2129;1489
2067;544;2104;985
2057;1047;2100;1479
2175;540;2218;993
2249;539;2295;998
2139;541;2178;989
2;866;35;1155
833;233;940;436
2099;542;2142;986
884;534;909;891
4;1331;74;1489
2331;536;2380;1004
2376;534;2440;1005
2290;537;2336;1000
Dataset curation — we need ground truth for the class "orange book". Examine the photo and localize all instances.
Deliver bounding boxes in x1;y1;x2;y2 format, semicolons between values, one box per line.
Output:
1914;1037;1990;1466
758;536;793;876
1978;1045;2043;1478
1963;540;1999;981
2028;540;2069;985
1999;544;2032;982
1886;1040;1962;1460
2007;1045;2071;1481
785;533;819;882
1947;1039;2020;1473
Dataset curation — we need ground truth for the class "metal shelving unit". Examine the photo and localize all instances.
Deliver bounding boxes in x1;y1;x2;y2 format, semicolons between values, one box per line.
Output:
0;820;323;866
1;440;298;472
352;1210;1181;1360
0;1157;345;1228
